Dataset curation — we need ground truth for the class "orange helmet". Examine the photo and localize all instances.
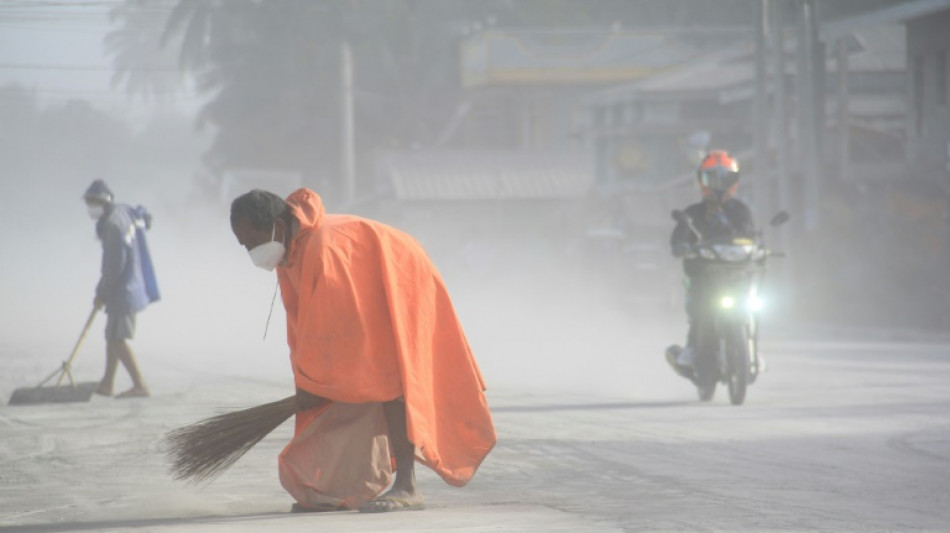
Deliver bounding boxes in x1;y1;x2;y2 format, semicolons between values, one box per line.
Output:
697;150;740;201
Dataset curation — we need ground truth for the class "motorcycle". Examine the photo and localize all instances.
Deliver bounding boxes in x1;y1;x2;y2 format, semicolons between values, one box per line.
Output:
670;209;790;405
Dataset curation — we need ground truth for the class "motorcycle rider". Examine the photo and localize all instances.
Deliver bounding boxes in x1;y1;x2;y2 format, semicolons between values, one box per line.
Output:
666;150;755;379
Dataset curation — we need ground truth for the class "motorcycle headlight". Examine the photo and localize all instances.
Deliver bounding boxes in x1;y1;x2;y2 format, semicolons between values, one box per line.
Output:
720;296;736;309
712;244;756;262
748;295;765;311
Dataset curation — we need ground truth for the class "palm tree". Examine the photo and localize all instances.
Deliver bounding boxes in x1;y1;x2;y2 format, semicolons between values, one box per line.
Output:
110;0;666;195
106;0;185;105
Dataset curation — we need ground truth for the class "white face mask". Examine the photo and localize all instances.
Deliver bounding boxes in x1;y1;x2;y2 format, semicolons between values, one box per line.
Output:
87;205;105;220
248;223;286;271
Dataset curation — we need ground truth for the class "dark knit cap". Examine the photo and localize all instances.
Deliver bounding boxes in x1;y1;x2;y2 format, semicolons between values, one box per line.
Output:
83;179;113;204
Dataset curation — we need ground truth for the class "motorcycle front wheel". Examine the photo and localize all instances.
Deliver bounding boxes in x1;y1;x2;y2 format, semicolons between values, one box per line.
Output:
694;320;718;402
697;381;717;401
726;325;749;405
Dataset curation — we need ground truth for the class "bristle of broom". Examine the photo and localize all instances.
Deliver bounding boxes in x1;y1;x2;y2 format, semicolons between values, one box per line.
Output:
164;395;297;484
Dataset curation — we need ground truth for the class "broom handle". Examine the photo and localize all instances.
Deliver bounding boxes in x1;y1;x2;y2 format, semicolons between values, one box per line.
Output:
53;306;100;388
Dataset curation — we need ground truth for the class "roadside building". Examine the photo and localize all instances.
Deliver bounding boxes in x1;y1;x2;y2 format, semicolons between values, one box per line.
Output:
905;7;950;186
373;28;734;303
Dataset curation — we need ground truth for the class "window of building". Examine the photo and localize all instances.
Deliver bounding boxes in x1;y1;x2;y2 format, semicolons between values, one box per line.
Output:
937;50;947;106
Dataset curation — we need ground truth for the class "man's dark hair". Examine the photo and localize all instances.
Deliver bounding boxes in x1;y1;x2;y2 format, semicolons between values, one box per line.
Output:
230;189;289;230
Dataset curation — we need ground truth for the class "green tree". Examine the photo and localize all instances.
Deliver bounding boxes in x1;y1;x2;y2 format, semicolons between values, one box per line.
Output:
106;0;185;105
118;0;487;200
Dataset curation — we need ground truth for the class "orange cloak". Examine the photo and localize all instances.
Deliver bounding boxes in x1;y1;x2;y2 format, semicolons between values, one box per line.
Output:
276;189;495;491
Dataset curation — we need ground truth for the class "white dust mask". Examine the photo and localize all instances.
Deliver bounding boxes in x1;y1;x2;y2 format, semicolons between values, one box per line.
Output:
87;205;105;219
248;223;286;271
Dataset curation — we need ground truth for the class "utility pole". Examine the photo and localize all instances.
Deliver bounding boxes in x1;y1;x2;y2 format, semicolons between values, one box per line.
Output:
341;41;356;206
772;1;790;248
836;36;850;182
754;0;771;220
798;0;821;232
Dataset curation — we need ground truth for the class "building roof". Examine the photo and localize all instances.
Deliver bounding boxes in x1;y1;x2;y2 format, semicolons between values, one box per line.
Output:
821;0;950;38
584;23;906;109
461;28;743;87
847;25;906;71
582;43;754;106
378;151;592;201
635;52;754;98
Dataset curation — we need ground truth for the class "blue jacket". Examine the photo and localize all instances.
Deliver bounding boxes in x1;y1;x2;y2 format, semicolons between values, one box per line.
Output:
95;203;160;314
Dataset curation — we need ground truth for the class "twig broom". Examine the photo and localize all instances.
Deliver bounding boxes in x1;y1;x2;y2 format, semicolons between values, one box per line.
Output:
165;395;297;484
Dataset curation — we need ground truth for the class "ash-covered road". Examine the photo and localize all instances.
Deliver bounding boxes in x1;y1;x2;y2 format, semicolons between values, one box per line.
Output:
1;329;948;532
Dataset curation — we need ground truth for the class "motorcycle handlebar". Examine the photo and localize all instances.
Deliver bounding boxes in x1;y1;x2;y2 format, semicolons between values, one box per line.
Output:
678;244;787;262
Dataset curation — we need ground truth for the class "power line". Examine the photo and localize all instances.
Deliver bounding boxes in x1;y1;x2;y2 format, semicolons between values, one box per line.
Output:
0;91;205;103
0;24;126;33
0;1;135;8
0;2;169;14
0;63;178;71
20;87;193;94
0;20;167;29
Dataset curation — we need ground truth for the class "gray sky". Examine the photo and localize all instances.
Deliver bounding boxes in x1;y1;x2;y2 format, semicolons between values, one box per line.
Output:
0;0;198;119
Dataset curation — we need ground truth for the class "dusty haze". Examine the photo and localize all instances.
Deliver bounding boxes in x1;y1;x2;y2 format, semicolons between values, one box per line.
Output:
0;169;689;403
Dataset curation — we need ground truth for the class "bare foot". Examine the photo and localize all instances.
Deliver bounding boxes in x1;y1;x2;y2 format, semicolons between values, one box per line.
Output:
358;488;424;513
95;383;113;397
115;387;149;399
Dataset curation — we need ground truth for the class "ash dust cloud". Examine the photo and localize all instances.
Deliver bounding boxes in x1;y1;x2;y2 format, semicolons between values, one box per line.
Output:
4;0;942;410
0;116;295;402
0;158;683;406
387;206;689;402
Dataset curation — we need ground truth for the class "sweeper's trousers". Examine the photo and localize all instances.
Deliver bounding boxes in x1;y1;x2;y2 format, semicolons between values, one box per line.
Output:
278;402;393;510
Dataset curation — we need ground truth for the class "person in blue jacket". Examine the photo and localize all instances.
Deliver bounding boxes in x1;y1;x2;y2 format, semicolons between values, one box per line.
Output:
83;179;160;399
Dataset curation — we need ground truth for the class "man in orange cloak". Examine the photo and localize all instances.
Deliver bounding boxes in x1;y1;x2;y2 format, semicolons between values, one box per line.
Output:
230;188;495;513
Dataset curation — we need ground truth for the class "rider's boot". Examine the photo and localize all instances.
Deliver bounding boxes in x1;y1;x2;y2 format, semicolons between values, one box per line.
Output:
665;344;696;379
